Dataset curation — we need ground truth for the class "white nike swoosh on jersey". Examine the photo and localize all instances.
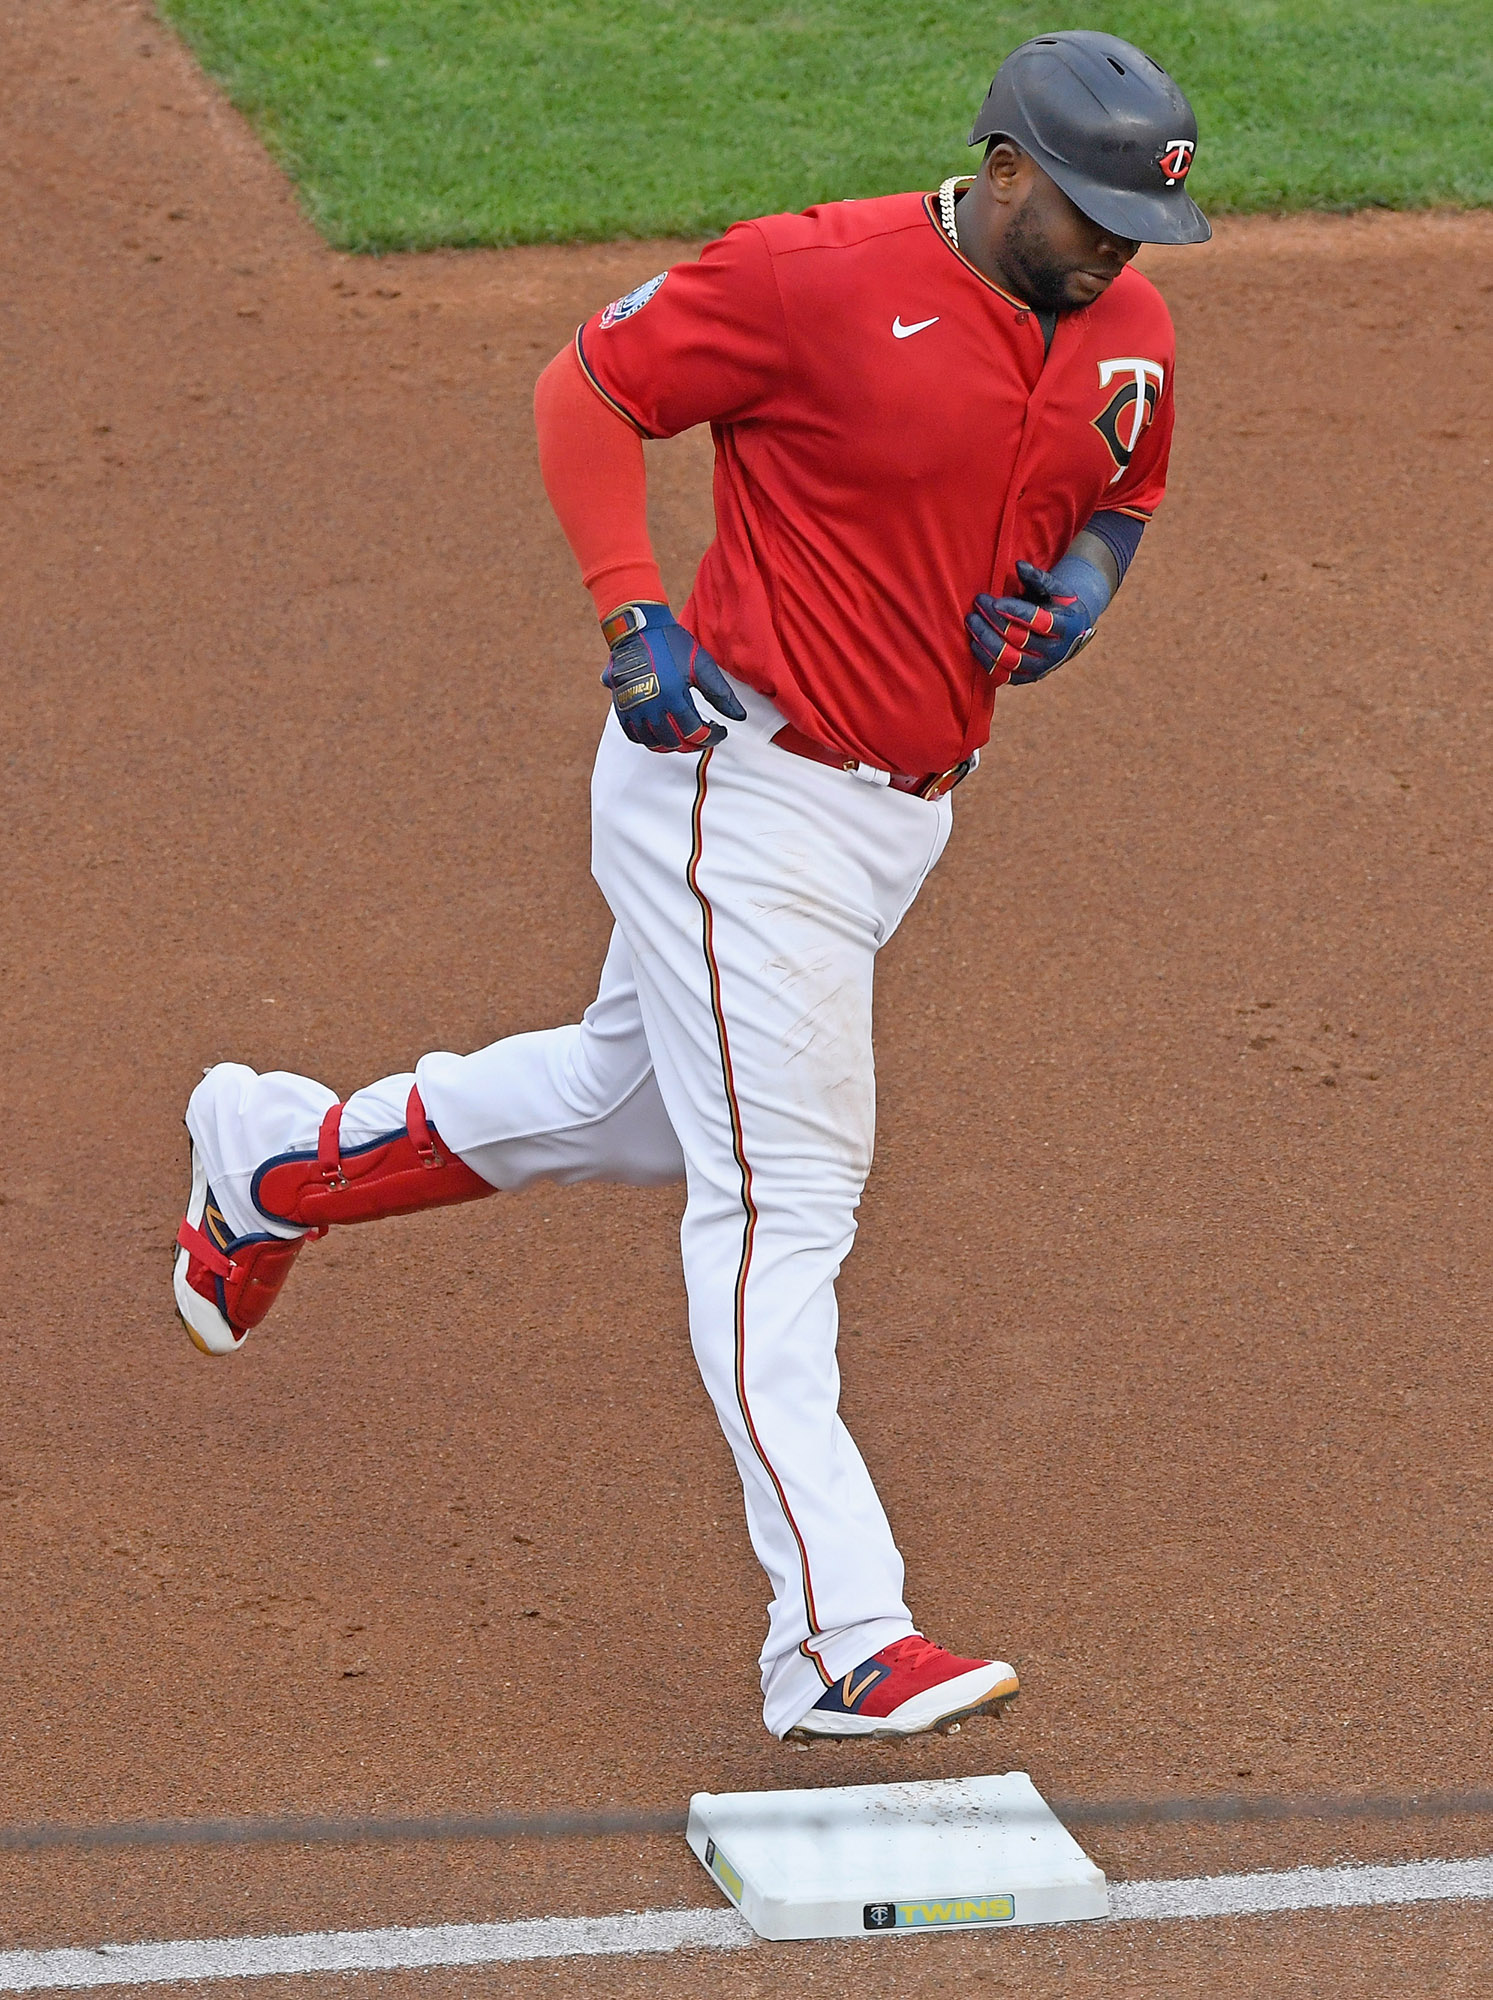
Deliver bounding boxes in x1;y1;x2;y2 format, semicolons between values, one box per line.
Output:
892;315;940;339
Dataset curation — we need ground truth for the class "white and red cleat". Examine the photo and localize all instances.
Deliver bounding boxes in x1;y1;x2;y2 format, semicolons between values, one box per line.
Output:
173;1141;311;1356
786;1635;1019;1741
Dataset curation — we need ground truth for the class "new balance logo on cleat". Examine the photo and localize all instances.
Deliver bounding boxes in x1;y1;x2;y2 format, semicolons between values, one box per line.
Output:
840;1664;885;1708
813;1657;893;1715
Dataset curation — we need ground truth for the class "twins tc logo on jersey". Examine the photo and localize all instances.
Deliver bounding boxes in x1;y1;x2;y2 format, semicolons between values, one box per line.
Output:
599;272;667;329
1156;137;1196;185
1092;357;1166;485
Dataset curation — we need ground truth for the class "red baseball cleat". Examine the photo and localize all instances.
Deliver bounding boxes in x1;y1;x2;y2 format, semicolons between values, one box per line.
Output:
786;1635;1019;1742
173;1140;310;1356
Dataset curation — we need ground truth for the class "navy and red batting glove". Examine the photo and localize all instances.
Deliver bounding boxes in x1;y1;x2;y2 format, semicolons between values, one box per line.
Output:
966;559;1099;685
600;601;747;752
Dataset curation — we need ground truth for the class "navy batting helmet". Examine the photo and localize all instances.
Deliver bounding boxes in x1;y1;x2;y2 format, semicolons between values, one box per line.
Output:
970;31;1211;247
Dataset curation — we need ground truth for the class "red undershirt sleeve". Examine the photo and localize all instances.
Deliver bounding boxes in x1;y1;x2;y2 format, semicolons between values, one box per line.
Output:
533;342;665;620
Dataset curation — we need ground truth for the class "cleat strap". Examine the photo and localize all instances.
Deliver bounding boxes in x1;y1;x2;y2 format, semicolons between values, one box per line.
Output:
318;1101;347;1187
177;1216;236;1281
406;1084;443;1167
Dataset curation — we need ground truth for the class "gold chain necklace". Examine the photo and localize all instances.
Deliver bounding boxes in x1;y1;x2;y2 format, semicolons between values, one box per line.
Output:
937;175;976;247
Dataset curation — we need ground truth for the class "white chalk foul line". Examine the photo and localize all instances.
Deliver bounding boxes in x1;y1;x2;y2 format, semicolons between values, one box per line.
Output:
0;1909;755;1992
2;1855;1491;1990
1111;1853;1493;1922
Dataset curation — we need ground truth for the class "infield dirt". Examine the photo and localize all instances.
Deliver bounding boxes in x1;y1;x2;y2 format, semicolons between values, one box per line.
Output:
2;3;1492;1993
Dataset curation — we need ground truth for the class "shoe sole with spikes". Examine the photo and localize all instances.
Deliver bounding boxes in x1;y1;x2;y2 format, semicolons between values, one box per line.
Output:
784;1667;1019;1744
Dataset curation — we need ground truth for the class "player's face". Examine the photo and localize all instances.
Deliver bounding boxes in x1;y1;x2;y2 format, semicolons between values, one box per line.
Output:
988;152;1140;314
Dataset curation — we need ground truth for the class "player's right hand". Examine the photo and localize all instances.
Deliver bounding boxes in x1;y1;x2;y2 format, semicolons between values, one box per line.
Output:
600;601;747;753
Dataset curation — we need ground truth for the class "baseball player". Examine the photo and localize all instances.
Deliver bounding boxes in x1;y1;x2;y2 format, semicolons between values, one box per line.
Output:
174;32;1210;1742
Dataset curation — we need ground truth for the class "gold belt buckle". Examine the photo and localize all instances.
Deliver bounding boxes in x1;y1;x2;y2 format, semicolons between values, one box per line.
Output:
919;758;970;801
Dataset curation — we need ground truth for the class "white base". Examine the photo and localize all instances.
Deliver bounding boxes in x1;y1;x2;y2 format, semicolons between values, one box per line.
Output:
686;1771;1107;1942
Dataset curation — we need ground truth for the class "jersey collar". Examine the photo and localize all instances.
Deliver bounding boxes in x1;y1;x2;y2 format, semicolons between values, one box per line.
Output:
921;191;1031;311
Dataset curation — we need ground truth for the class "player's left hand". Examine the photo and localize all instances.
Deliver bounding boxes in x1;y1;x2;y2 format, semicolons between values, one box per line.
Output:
601;601;747;752
966;560;1098;685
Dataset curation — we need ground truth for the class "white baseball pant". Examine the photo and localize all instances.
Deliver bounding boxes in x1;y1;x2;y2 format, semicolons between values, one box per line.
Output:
189;678;954;1735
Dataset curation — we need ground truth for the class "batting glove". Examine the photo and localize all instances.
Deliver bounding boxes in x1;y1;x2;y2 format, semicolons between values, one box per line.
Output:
600;601;747;752
966;557;1105;686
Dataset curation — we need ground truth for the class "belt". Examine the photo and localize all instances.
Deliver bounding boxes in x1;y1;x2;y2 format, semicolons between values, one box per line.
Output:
771;724;975;801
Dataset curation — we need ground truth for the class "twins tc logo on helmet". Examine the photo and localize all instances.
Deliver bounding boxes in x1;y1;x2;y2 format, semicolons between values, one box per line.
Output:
1156;138;1196;186
1093;357;1166;484
600;272;667;329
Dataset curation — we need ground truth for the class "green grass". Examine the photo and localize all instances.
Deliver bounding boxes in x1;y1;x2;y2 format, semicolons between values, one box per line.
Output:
158;3;1493;250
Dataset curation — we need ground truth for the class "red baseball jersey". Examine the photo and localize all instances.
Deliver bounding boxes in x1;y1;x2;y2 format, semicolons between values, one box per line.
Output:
578;192;1176;776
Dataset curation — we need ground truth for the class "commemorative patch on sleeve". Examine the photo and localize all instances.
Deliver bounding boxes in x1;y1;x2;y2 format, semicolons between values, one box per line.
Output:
599;272;667;329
